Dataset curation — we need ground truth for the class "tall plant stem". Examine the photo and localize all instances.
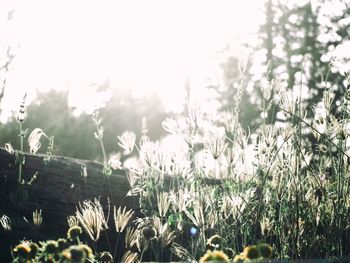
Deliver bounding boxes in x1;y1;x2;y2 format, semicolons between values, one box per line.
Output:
18;122;24;187
99;139;107;167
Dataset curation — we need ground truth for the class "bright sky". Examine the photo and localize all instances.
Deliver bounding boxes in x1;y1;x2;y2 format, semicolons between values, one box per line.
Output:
0;0;263;119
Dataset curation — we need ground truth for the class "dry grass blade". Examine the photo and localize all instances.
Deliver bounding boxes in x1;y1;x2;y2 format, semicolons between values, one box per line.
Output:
75;199;108;241
113;206;134;233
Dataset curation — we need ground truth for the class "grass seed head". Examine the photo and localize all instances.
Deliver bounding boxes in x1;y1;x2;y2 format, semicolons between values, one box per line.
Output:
114;206;134;233
0;214;11;231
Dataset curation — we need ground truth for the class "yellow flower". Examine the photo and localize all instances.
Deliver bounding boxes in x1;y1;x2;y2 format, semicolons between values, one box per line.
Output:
199;250;230;263
78;244;93;259
233;254;245;263
258;243;273;258
243;245;260;260
29;242;39;259
13;242;31;259
223;247;234;259
61;249;72;261
67;225;82;240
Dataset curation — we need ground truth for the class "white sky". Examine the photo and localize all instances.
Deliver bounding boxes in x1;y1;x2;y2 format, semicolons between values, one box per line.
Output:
0;0;263;119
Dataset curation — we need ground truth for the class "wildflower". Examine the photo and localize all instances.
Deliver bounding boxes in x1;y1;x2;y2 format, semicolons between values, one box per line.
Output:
118;131;136;153
121;250;139;263
13;242;31;260
99;251;113;262
61;249;72;261
29;242;39;259
28;128;47;154
78;244;93;259
17;93;27;123
0;214;11;231
243;245;260;260
113;206;134;232
75;199;109;241
69;245;86;262
67;225;83;240
207;235;222;249
43;240;58;255
223;248;234;259
57;238;68;251
258;243;273;259
233;254;245;263
141;226;157;240
199;250;230;263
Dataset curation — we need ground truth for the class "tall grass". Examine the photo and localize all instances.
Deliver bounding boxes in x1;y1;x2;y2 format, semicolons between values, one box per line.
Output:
123;73;350;261
8;70;350;262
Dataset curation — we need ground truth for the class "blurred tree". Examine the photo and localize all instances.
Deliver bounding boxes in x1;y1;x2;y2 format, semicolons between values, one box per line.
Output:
0;89;168;161
207;0;350;131
263;0;349;112
99;88;168;158
0;9;17;114
207;54;260;130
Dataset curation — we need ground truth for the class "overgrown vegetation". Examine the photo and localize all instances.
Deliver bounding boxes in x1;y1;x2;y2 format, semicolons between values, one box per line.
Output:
3;66;350;262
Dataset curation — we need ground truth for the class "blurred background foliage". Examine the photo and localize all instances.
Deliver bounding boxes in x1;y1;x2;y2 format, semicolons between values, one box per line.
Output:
0;89;168;161
1;0;350;160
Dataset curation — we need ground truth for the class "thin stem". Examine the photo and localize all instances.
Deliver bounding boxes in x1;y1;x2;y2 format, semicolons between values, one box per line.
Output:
139;243;148;262
113;233;120;262
99;139;107;167
18;122;24;187
277;105;350;160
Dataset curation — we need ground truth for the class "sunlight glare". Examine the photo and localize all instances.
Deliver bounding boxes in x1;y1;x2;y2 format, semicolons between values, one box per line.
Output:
1;0;262;117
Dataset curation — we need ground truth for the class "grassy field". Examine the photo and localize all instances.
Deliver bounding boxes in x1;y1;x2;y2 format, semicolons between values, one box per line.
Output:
4;78;350;262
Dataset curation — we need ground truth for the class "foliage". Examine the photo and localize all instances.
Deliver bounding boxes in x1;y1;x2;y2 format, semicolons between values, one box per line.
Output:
4;68;350;261
12;226;95;263
0;89;168;161
2;2;350;261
